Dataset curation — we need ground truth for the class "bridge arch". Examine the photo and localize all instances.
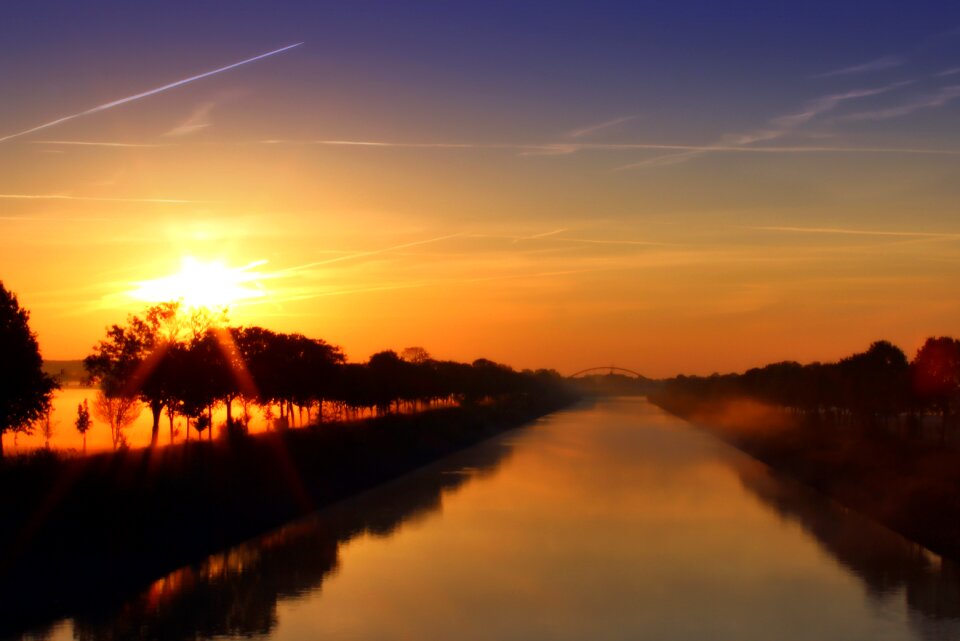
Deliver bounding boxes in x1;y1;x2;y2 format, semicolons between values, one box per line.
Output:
568;366;646;379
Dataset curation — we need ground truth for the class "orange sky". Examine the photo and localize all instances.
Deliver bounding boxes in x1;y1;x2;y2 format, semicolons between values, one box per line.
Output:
2;6;960;377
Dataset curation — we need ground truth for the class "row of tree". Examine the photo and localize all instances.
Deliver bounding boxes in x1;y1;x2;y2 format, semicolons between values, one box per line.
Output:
81;302;565;448
0;285;566;456
656;338;960;437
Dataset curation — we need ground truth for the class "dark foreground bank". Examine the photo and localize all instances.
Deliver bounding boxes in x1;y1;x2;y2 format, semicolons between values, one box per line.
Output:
649;390;960;562
0;391;576;633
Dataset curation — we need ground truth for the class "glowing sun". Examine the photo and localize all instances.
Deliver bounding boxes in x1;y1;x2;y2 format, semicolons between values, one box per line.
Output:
132;257;267;309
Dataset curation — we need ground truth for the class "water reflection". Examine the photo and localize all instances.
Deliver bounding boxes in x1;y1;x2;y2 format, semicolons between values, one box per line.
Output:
59;436;514;641
13;399;960;641
733;458;960;640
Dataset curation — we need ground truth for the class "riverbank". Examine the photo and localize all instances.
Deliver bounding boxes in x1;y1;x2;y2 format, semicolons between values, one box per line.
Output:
649;390;960;562
0;391;576;633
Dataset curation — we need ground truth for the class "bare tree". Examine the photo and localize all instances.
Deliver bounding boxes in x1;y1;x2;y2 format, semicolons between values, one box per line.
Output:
93;391;141;450
75;399;91;453
38;407;56;450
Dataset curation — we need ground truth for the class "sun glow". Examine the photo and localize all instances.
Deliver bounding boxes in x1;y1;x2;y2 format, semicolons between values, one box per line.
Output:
131;257;268;309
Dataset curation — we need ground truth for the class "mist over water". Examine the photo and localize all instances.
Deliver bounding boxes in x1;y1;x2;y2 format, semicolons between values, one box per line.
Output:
21;398;960;641
3;387;283;454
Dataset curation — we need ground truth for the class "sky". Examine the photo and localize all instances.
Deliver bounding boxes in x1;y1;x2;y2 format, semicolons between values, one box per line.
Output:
2;1;960;377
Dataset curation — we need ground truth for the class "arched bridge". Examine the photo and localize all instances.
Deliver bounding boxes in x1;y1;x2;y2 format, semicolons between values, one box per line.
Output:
568;366;646;379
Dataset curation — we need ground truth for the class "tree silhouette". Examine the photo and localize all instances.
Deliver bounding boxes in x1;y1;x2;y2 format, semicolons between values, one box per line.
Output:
912;337;960;440
654;337;960;443
0;281;58;459
92;390;141;450
77;302;570;446
85;302;189;447
39;407;56;450
75;399;91;453
400;346;431;364
838;341;910;425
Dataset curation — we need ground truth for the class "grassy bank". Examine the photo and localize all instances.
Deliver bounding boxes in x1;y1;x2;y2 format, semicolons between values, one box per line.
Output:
0;391;576;632
649;390;960;561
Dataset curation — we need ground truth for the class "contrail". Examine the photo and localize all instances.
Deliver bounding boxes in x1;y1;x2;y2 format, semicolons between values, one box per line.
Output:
0;193;203;204
32;140;172;148
748;225;960;239
273;233;463;276
0;43;303;144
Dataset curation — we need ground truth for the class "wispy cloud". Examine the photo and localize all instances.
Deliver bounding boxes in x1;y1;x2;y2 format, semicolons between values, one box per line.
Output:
615;142;960;170
164;101;216;137
0;43;302;144
771;81;912;128
548;237;677;247
518;143;579;156
253;137;960;158
566;114;639;138
23;134;960;165
258;139;475;149
840;85;960;121
0;215;119;221
937;67;960;77
510;228;570;242
814;55;904;78
468;231;677;247
0;193;203;204
748;225;960;240
272;233;464;276
31;140;172;148
620;81;912;169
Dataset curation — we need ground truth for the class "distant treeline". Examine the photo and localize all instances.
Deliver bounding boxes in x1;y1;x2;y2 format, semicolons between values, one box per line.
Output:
40;360;87;386
649;338;960;561
653;337;960;439
83;303;570;448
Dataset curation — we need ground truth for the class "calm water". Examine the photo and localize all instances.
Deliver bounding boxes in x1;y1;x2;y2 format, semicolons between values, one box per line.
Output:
27;398;960;640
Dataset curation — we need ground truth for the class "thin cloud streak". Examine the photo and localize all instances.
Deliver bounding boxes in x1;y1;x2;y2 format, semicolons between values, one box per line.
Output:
514;228;570;241
259;139;475;148
28;136;960;159
551;237;678;247
814;55;904;78
0;215;118;221
0;43;302;143
840;85;960;121
253;137;960;158
619;80;915;169
272;233;464;276
771;81;912;129
238;267;605;308
749;225;960;240
31;140;172;148
0;193;203;204
165;101;216;137
466;232;677;248
614;143;960;170
566;115;639;138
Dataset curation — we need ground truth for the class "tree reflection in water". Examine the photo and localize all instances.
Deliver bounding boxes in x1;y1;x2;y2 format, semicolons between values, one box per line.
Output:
67;437;514;641
733;457;960;641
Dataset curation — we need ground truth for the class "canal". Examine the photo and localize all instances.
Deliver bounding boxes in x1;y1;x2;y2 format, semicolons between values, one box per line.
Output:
26;397;960;640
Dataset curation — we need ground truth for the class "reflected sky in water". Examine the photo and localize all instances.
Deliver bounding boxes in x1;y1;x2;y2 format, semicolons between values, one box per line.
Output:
29;398;960;641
